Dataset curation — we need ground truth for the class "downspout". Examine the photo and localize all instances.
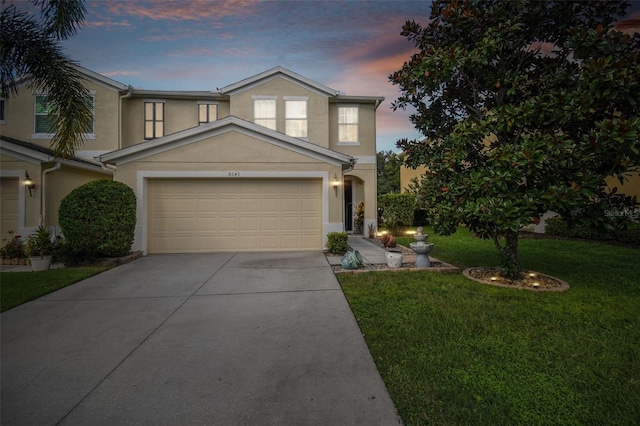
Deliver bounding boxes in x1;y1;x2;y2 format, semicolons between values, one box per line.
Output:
40;161;61;226
119;89;132;149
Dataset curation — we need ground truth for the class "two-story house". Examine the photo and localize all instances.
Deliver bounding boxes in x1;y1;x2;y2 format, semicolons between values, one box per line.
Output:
1;66;383;253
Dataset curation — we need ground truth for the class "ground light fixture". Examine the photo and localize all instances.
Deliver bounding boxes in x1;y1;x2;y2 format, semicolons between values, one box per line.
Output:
24;171;35;197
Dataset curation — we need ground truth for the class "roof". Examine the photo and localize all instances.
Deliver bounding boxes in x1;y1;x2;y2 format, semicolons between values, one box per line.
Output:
99;116;355;168
0;135;111;174
220;66;340;97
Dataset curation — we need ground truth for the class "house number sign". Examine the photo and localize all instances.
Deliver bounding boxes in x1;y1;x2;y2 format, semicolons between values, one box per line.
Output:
227;171;240;177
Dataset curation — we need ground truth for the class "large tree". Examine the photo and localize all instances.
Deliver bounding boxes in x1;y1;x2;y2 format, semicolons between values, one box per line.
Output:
1;0;92;158
391;0;640;278
377;150;401;195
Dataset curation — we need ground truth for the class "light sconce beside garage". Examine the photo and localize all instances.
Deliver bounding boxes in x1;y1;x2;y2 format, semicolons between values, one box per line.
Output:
333;173;340;197
24;171;35;197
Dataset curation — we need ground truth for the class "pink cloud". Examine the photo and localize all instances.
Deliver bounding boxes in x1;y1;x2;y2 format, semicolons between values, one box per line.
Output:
105;0;260;21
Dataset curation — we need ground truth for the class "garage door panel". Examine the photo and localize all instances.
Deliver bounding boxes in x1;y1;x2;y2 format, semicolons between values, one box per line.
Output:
148;179;322;253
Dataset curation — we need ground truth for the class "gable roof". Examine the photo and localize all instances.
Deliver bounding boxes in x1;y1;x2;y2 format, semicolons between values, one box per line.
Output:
0;135;112;174
99;116;356;168
220;66;340;97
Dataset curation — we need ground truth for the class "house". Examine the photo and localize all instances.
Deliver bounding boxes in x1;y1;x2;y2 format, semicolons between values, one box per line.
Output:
0;66;383;253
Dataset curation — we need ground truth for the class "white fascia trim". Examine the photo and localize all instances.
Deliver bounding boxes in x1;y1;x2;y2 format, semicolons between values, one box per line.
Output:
225;73;336;97
0;143;51;163
134;170;331;255
0;171;26;234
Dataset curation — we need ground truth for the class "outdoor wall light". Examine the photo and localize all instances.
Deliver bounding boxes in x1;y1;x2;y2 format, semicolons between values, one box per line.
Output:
24;171;35;197
332;173;339;197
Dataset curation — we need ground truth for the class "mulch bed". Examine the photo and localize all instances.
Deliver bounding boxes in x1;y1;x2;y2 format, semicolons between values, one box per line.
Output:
463;267;570;292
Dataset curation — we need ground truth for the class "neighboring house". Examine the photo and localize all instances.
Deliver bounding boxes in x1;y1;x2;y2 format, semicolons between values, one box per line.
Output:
399;154;640;233
1;66;383;253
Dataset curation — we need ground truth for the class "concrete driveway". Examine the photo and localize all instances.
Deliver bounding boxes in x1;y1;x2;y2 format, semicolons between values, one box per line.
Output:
1;252;401;425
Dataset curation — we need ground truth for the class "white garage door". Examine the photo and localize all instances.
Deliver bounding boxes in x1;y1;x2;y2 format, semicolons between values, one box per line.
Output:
148;179;323;253
0;178;19;242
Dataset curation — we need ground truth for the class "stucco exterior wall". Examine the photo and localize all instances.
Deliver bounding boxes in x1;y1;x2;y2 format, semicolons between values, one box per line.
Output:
328;103;377;157
44;166;110;227
1;80;120;153
606;172;640;200
229;77;330;148
400;164;427;193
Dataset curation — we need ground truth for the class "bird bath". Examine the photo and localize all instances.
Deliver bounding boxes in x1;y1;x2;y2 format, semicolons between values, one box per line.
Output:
409;227;434;268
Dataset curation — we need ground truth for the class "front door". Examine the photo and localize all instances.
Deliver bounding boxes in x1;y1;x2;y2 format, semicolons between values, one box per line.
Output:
344;180;353;232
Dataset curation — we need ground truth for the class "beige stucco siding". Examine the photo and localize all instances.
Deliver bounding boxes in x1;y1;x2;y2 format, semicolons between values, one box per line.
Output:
229;77;330;148
1;81;120;153
400;165;427;193
329;103;377;157
606;173;640;200
44;166;110;226
121;98;232;148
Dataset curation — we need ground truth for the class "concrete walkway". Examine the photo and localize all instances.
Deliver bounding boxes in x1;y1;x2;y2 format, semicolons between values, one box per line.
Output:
1;252;402;425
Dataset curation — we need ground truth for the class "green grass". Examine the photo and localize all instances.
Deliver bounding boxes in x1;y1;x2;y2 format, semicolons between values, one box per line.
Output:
339;227;640;425
0;267;107;312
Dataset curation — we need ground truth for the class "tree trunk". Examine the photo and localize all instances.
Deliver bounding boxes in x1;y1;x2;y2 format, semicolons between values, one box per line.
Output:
493;230;523;279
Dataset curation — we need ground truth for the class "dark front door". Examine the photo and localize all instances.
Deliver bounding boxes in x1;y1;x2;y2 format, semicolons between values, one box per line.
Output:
344;180;353;232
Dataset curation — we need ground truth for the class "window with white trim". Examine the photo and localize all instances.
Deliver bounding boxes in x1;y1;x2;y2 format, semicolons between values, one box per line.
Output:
34;94;95;137
144;101;164;139
285;99;308;138
338;106;359;144
198;103;217;125
253;97;277;130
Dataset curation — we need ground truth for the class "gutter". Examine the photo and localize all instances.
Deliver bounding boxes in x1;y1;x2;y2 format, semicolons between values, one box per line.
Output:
40;161;61;226
119;89;132;149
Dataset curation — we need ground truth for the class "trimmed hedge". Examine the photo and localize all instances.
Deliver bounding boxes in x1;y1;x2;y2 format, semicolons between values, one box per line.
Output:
378;193;417;235
59;180;136;261
545;217;640;248
326;231;349;255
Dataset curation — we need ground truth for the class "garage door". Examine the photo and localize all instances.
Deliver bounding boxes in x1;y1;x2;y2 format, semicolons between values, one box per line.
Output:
0;178;19;242
148;179;322;253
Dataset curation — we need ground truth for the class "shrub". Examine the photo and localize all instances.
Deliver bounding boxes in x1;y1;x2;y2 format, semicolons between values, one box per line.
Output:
378;193;417;235
545;216;640;248
326;231;349;255
59;180;136;261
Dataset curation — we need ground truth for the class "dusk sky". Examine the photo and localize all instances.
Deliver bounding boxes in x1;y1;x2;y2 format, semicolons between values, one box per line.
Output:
17;0;640;152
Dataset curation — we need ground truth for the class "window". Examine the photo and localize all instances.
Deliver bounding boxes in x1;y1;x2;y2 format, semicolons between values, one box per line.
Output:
34;94;95;137
144;101;164;139
198;103;217;125
0;99;5;124
253;98;276;130
338;106;358;144
285;99;307;138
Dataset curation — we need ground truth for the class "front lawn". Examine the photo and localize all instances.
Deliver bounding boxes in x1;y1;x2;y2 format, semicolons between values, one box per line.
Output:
339;228;639;425
0;267;107;312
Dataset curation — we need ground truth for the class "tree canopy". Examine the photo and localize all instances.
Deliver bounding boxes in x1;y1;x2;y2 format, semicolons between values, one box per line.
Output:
391;0;640;277
1;0;92;158
377;150;402;195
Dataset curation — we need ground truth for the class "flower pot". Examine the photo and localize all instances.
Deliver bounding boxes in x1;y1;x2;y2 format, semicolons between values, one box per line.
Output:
385;251;403;268
30;255;52;272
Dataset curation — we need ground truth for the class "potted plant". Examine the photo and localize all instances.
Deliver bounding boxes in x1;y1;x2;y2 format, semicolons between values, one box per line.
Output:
354;202;365;234
26;226;55;271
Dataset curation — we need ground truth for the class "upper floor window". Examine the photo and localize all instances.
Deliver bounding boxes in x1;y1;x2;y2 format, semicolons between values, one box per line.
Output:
253;97;276;130
338;106;359;144
0;99;5;124
34;94;95;137
198;102;217;125
285;98;308;138
145;101;164;139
